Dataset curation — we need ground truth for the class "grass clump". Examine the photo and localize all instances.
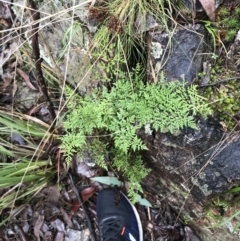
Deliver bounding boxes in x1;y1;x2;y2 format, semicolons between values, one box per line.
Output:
202;6;240;54
61;66;212;201
206;189;240;232
0;111;56;224
89;0;174;68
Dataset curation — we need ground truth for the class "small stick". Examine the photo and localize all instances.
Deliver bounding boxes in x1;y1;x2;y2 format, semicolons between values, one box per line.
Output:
197;77;240;88
27;0;56;128
68;173;96;241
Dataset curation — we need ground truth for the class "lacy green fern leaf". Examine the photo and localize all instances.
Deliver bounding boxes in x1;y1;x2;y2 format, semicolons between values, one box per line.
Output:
61;67;212;202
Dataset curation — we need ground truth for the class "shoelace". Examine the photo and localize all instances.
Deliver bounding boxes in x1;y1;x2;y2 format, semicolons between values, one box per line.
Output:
100;218;125;241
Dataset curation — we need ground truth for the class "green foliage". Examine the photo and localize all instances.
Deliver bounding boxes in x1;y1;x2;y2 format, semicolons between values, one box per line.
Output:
206;192;240;232
225;18;239;29
204;79;240;130
218;7;229;17
201;20;218;53
224;29;237;42
0;111;56;224
91;176;123;187
113;150;150;202
92;40;127;82
90;0;175;69
61;67;211;201
90;175;152;207
236;7;240;16
202;6;240;53
218;6;240;42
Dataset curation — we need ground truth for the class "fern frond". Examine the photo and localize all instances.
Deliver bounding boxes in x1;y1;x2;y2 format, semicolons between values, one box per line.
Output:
61;65;212;200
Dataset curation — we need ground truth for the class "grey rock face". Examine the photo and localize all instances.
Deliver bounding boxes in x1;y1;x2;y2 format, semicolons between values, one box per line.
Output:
149;24;207;83
141;118;240;240
142;118;240;206
196;134;240;196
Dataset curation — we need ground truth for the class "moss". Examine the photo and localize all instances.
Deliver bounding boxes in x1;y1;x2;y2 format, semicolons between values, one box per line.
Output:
201;58;240;130
205;191;240;231
217;6;240;43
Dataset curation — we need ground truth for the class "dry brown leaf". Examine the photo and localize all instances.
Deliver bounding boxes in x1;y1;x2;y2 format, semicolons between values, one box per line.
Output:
0;42;19;67
1;76;12;91
33;213;44;239
81;186;96;202
0;2;12;19
25;105;42;116
0;18;9;27
20;206;30;233
14;225;29;241
16;68;38;90
60;207;73;227
199;0;215;21
69;200;81;219
69;186;96;219
54;232;64;241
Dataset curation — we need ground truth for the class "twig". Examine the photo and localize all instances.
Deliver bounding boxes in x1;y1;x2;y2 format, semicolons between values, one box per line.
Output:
68;173;96;241
197;77;240;88
26;0;56;130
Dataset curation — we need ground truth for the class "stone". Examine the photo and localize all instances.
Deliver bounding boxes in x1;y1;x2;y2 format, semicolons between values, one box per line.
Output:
226;29;240;72
141;118;240;240
65;229;90;241
149;24;207;83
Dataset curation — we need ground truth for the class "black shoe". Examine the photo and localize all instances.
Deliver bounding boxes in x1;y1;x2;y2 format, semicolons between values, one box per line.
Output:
96;188;143;241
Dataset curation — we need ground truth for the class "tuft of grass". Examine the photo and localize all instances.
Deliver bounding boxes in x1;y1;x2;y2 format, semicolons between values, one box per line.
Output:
0;171;54;226
224;18;239;29
89;0;176;71
206;191;240;233
0;110;57;223
218;7;229;17
235;7;240;16
225;29;237;42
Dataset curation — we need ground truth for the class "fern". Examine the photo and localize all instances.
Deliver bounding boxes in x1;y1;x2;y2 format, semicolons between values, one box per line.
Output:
61;67;212;202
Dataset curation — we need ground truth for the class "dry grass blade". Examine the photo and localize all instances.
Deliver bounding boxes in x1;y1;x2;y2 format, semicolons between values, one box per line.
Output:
0;110;51;137
0;108;57;223
0;173;54;225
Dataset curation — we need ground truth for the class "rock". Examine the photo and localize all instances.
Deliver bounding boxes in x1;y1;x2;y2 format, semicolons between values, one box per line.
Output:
149;24;207;83
15;81;40;110
196;133;240;197
141;118;240;240
182;0;223;13
29;0;100;94
183;0;204;12
135;13;160;33
65;229;90;241
226;29;240;72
